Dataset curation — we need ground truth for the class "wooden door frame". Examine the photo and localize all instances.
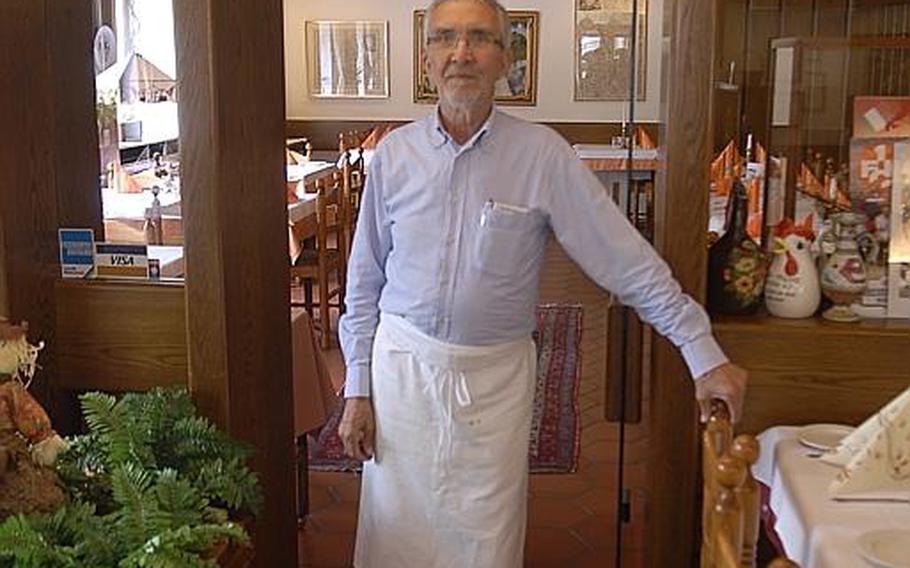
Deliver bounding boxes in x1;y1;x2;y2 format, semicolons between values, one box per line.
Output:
0;0;102;428
646;0;715;564
173;1;297;564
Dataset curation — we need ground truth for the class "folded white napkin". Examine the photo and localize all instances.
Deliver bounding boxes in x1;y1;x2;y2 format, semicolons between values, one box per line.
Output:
827;386;910;501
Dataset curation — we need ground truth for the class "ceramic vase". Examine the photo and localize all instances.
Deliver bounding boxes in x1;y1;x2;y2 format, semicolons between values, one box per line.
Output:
819;212;867;322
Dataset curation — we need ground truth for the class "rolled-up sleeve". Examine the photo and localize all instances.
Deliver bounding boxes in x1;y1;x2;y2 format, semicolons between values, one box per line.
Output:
338;152;392;397
544;142;728;380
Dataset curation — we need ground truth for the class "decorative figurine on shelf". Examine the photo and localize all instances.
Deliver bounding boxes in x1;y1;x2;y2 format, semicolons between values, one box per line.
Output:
765;215;821;318
708;177;768;315
0;319;67;520
820;212;868;322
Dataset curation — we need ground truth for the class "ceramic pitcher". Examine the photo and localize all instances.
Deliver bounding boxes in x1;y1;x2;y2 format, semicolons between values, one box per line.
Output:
819;212;867;322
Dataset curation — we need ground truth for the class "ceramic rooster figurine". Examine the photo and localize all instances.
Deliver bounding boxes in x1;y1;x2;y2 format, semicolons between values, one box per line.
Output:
765;215;821;318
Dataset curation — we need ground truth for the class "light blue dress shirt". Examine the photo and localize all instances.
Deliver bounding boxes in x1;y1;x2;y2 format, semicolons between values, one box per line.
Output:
339;109;727;398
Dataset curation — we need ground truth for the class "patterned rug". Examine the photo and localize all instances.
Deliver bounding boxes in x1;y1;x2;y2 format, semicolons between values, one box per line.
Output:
307;304;583;474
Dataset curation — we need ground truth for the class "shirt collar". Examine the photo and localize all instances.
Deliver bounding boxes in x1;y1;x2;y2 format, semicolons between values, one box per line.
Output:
428;105;498;151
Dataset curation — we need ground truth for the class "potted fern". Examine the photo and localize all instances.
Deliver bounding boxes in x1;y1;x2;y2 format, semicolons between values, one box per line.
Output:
0;387;261;567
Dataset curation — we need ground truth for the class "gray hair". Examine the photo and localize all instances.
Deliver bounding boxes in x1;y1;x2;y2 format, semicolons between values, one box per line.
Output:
423;0;511;53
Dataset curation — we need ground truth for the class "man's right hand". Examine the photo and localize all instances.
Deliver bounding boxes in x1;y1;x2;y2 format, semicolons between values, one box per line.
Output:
338;397;375;462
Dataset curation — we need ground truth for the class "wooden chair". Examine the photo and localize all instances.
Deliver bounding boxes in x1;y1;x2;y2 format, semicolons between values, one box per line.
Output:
701;401;799;568
290;177;347;349
336;148;365;263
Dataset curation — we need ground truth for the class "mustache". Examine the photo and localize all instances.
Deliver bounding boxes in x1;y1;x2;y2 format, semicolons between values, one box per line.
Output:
444;64;478;78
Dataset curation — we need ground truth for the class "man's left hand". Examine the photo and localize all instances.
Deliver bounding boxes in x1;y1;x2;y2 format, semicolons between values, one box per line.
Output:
694;362;748;424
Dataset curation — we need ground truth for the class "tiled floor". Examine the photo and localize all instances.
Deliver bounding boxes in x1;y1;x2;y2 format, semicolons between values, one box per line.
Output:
298;242;648;567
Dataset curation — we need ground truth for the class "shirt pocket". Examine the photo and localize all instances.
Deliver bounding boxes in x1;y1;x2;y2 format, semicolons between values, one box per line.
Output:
473;200;538;277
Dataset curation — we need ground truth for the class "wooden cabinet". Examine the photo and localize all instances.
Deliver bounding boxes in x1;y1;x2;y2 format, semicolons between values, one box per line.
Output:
712;0;910;436
714;313;909;434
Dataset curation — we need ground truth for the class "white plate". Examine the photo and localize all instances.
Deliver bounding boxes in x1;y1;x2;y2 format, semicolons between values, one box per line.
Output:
858;529;910;568
797;423;854;452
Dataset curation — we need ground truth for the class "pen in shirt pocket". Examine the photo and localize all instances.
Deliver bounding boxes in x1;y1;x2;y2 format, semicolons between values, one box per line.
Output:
487;199;531;214
481;199;531;226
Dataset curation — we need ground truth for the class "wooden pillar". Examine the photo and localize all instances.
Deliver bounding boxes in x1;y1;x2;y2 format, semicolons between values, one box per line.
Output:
649;0;715;565
0;0;101;425
173;1;297;565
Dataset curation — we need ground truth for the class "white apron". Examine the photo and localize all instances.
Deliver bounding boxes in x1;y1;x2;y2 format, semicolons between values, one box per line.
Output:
353;313;536;568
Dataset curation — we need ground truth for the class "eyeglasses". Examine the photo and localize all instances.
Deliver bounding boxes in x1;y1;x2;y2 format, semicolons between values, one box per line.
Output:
426;28;504;51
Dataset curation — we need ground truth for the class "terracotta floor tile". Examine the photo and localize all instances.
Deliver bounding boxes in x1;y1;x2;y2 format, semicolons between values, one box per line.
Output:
572;514;614;549
575;486;619;516
306;503;359;534
306;485;337;514
528;473;592;498
523;527;591;565
572;548;645;568
527;496;591;528
583;439;618;464
327;481;361;504
298;529;355;567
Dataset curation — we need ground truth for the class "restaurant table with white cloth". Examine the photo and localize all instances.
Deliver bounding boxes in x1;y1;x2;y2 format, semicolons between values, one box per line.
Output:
754;426;910;568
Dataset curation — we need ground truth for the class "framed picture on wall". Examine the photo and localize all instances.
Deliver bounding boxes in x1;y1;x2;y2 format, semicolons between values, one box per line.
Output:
574;0;647;101
306;20;390;98
413;10;539;106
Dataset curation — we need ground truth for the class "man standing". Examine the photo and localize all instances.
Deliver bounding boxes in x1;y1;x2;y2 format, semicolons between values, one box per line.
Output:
338;1;746;566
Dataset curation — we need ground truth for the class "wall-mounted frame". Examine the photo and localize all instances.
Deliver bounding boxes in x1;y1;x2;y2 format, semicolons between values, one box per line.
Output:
413;10;539;106
306;20;389;99
574;0;647;101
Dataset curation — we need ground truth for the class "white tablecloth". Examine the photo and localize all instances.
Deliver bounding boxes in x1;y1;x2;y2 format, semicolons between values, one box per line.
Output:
287;193;317;223
102;188;181;219
755;426;910;568
286;160;335;184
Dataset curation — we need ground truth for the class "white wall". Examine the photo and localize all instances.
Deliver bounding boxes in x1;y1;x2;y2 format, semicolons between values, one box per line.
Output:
284;0;663;122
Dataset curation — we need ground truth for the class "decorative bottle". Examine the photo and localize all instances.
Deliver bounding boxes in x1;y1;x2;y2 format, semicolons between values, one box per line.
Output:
707;178;767;315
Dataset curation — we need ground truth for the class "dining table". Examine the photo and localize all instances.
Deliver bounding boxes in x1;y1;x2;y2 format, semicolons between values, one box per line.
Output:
754;426;910;568
575;144;658;240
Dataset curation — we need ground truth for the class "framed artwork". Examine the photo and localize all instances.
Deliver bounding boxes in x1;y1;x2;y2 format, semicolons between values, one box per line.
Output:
413;10;539;106
574;0;647;101
306;21;389;98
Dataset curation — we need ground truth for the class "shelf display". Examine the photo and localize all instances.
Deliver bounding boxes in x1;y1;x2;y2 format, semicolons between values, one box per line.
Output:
761;36;910;320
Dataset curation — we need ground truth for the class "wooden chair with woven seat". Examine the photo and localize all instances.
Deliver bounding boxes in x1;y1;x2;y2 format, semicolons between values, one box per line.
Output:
336;147;366;263
290;177;348;349
701;401;800;568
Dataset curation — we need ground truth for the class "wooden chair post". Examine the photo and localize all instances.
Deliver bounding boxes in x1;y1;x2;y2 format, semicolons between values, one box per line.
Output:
712;456;747;568
340;150;354;264
701;401;733;568
314;179;330;348
731;435;761;568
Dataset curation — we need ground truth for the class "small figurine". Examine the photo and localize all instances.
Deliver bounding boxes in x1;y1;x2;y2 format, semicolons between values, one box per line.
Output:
0;319;66;519
765;215;821;318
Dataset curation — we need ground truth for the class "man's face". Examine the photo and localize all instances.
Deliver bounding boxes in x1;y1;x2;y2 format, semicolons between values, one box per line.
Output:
423;0;512;111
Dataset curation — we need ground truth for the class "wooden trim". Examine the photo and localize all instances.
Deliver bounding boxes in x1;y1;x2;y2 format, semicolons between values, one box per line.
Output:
714;313;910;433
50;1;104;235
647;0;715;565
0;0;100;430
286;118;660;151
55;279;188;392
174;0;298;564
